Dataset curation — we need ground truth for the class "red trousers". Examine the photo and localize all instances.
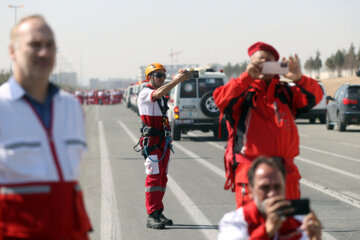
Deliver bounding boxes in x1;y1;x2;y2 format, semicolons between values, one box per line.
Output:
144;147;170;214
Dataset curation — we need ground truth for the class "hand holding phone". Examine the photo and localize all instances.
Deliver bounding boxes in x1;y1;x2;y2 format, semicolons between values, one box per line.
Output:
187;68;199;78
283;199;310;216
262;62;289;75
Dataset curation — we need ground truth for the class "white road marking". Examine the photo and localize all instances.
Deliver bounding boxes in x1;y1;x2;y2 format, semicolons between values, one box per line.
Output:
300;179;360;209
339;142;360;148
167;176;218;239
189;132;360;164
300;145;360;163
341;191;360;201
172;142;224;178
296;156;360;180
298;133;309;137
118;121;217;240
178;139;360;211
98;121;121;240
187;132;226;151
322;232;337;240
118;121;138;143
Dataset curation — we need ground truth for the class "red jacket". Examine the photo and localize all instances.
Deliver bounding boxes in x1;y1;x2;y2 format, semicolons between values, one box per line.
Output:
213;72;323;189
218;201;307;240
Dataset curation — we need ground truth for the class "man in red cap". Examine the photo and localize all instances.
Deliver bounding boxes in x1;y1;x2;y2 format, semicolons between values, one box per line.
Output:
213;42;324;208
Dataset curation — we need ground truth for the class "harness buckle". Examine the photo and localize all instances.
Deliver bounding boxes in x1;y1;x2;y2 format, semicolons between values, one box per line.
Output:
164;129;171;137
142;137;149;147
142;126;150;136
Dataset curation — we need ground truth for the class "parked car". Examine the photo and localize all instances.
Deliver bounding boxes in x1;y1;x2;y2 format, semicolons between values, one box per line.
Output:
298;82;327;124
326;84;360;131
167;69;228;140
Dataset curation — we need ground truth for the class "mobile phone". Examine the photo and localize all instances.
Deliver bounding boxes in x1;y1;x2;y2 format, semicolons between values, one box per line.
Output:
283;199;310;216
190;70;199;78
262;62;289;75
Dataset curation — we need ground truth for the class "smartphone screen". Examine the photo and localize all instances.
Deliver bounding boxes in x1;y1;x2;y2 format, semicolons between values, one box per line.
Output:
191;70;199;78
284;199;310;216
262;62;289;75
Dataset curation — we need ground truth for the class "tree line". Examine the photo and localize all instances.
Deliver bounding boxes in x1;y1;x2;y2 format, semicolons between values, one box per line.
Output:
304;43;360;78
0;70;11;85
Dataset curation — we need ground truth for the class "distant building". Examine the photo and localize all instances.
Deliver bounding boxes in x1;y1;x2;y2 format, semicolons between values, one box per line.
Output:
89;77;134;90
50;72;77;86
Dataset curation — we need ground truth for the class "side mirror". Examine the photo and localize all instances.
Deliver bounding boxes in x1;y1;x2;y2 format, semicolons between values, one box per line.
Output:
356;70;360;77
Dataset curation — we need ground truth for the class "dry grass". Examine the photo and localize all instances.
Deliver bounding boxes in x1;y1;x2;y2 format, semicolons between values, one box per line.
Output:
321;75;360;96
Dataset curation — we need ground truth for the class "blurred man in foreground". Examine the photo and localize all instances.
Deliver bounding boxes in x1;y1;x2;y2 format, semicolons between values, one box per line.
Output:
218;156;322;240
0;15;91;239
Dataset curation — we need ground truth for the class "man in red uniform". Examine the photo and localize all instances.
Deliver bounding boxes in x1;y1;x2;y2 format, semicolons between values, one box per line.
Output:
213;42;324;208
218;156;322;240
137;63;190;229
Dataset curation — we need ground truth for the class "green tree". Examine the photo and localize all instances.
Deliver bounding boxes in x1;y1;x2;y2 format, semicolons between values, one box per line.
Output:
304;57;315;77
334;50;345;77
345;43;357;75
223;61;247;78
313;51;322;79
0;70;11;85
325;55;336;77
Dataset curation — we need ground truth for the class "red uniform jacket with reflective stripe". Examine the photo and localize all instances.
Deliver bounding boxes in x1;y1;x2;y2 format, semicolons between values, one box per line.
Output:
213;72;323;187
137;84;170;147
218;201;307;240
0;78;91;238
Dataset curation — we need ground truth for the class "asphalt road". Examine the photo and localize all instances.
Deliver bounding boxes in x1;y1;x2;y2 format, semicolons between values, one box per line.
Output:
79;104;360;240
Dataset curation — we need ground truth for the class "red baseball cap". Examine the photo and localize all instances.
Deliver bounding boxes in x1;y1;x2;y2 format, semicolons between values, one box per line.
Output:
248;42;279;61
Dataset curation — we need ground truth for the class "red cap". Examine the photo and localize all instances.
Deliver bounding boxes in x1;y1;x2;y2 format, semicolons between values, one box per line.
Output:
248;42;279;61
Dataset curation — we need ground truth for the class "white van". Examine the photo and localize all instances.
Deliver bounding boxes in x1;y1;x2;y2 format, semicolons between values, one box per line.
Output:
168;69;227;140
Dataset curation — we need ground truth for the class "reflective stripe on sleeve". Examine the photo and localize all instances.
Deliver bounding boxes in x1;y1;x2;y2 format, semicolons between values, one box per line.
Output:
0;185;51;194
4;142;41;150
145;186;166;192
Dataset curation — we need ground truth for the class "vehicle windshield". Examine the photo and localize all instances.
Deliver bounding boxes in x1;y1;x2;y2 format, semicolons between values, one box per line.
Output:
180;78;224;98
347;87;360;100
198;78;224;98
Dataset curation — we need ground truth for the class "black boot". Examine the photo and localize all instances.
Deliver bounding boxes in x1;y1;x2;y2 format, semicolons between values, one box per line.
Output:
158;209;173;226
147;211;165;229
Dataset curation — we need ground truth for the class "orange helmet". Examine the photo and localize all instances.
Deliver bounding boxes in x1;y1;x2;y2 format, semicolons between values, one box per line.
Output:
145;63;166;80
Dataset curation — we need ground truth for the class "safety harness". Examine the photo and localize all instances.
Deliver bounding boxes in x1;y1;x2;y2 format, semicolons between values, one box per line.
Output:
134;95;174;162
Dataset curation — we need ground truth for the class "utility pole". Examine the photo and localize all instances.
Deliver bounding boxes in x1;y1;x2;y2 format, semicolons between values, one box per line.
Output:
8;5;23;73
8;4;23;25
170;49;182;72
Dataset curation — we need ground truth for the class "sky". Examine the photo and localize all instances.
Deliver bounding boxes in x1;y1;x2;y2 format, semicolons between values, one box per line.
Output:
1;0;359;85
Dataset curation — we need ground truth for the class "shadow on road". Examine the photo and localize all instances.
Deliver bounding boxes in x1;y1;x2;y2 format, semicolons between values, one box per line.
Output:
343;129;360;133
166;224;218;230
181;136;225;142
295;122;325;125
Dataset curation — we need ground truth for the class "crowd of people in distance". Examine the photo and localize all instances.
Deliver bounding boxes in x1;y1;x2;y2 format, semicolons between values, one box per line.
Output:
73;89;123;105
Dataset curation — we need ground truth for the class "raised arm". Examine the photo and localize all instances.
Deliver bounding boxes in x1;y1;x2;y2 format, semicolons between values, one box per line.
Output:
151;70;191;100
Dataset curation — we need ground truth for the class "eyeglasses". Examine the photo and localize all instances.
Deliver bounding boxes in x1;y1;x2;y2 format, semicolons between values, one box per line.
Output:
153;72;166;78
